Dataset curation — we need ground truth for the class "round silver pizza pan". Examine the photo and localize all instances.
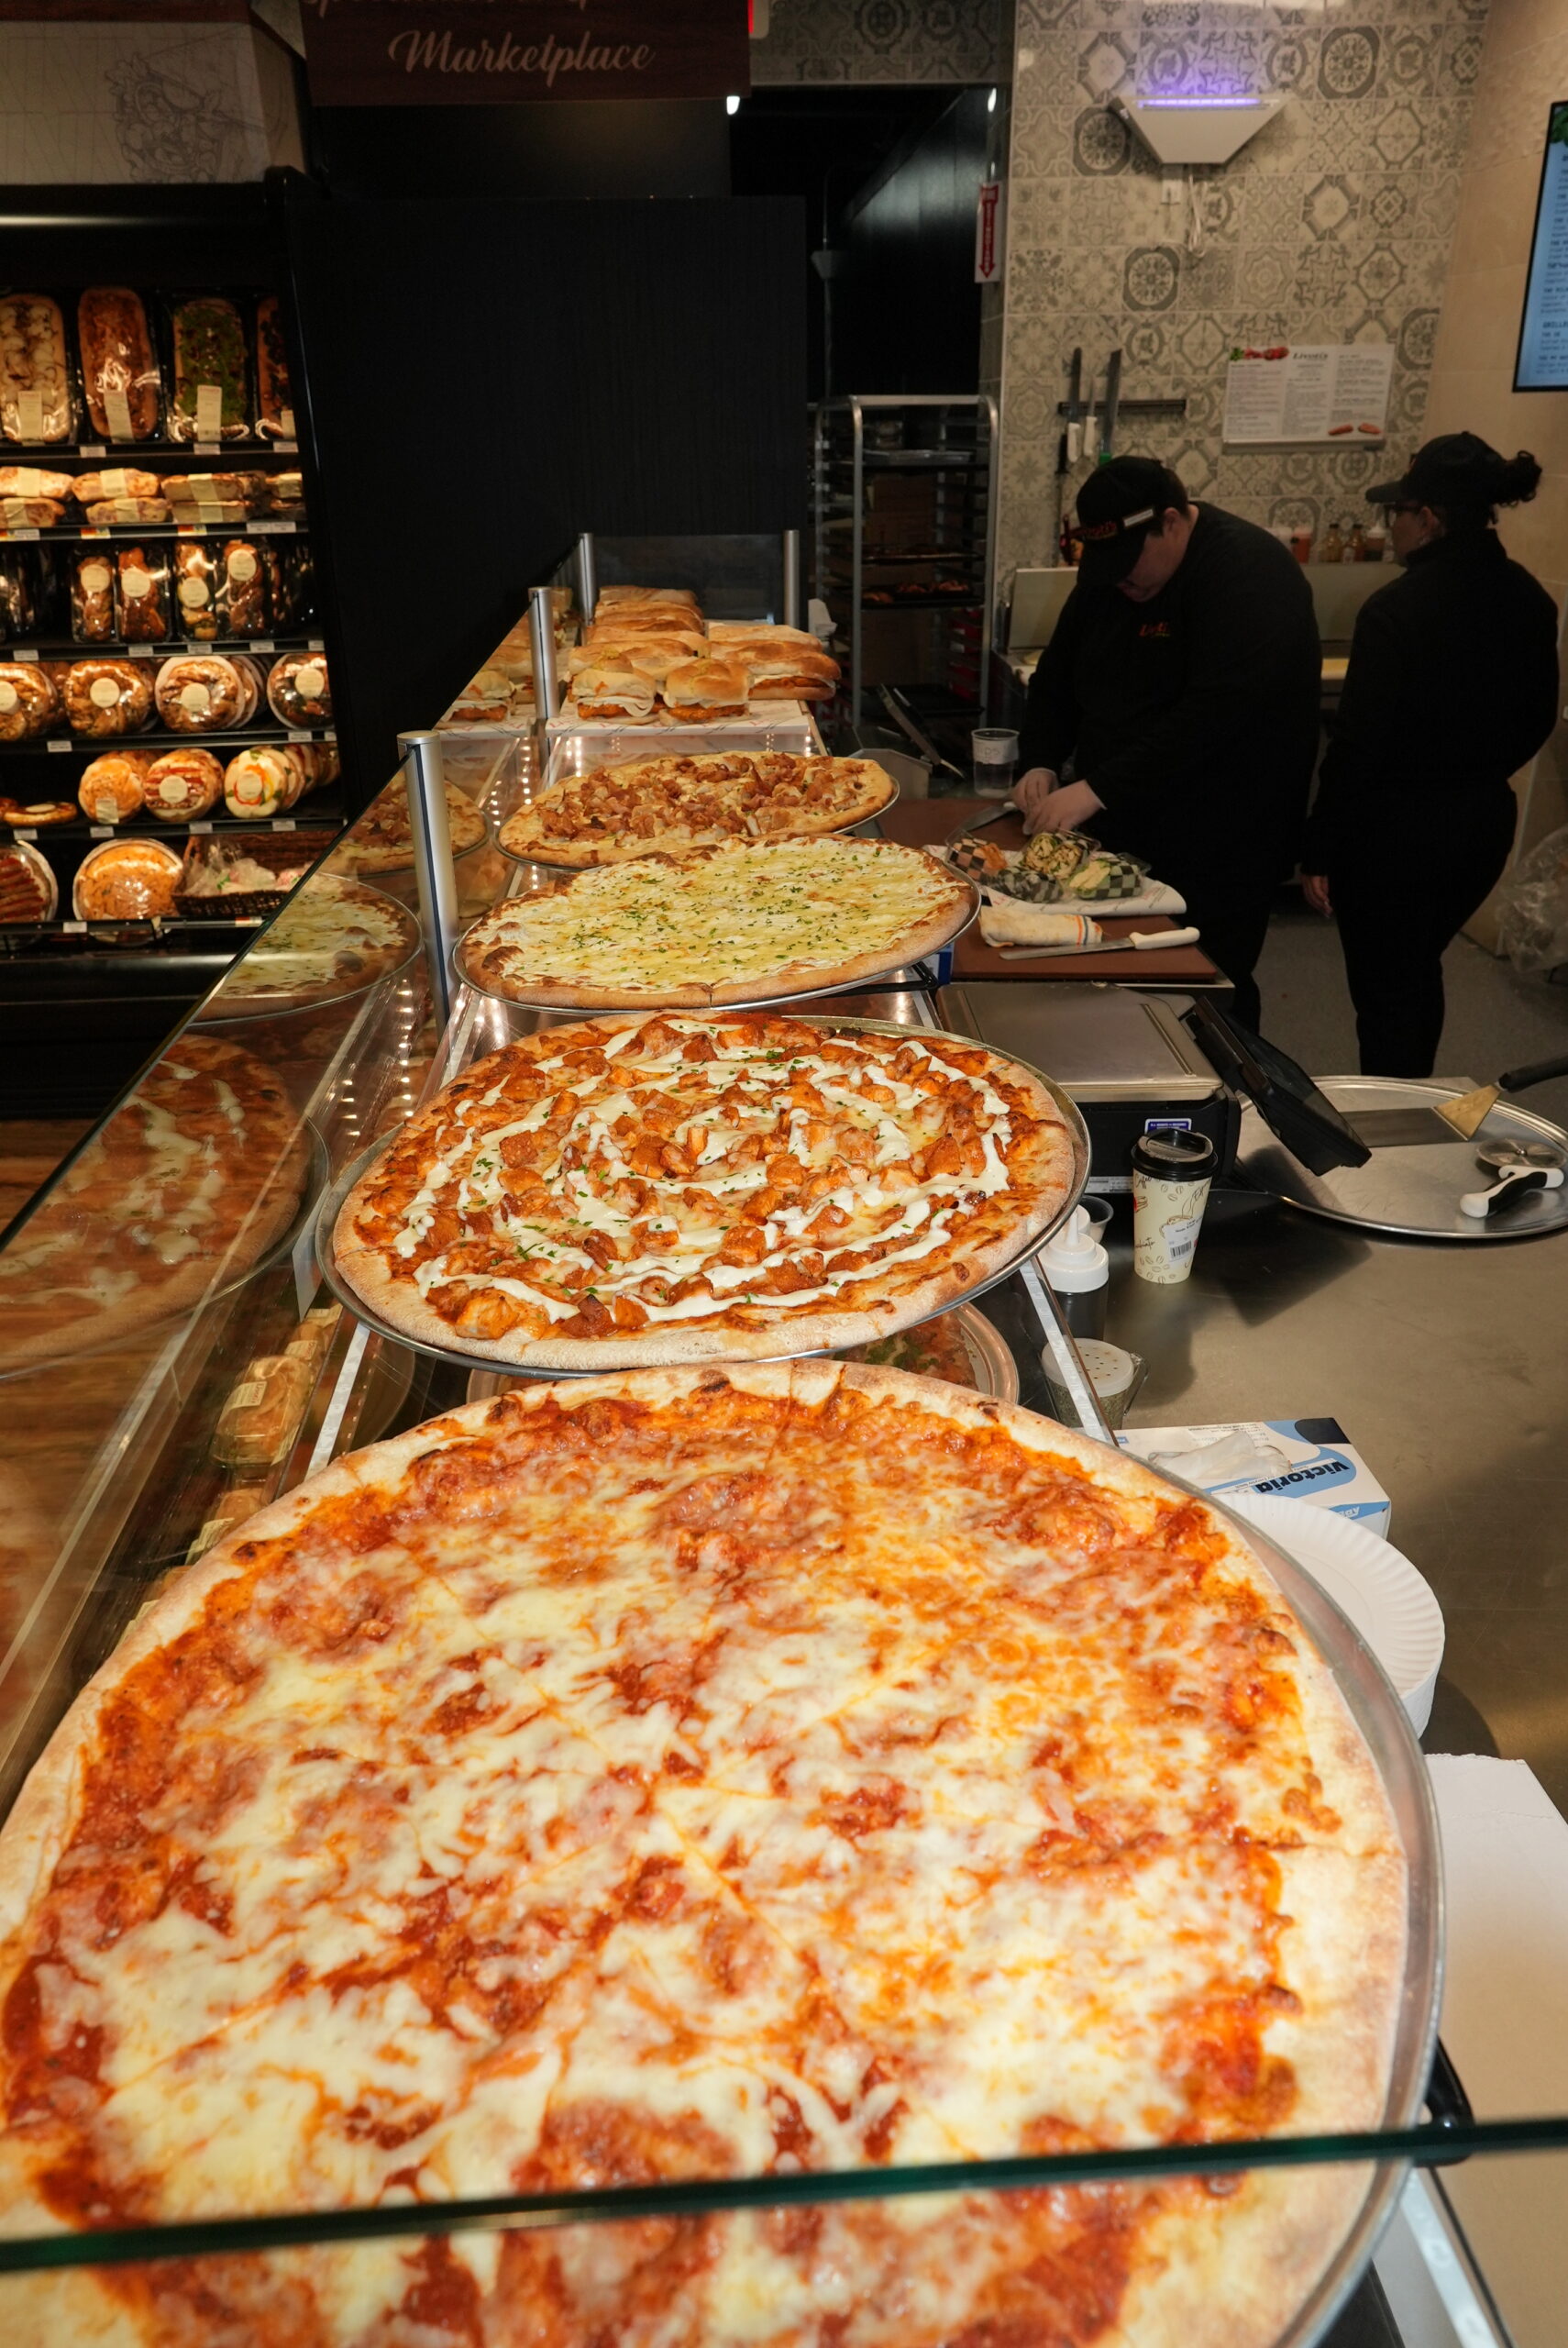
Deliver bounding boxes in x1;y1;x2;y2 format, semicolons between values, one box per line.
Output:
193;886;423;1027
464;1299;1021;1409
449;870;980;1018
312;1013;1088;1381
491;770;901;874
1239;1075;1568;1241
1146;1463;1443;2348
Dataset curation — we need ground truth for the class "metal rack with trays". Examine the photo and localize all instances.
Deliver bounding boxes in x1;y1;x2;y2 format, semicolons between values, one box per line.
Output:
811;393;999;734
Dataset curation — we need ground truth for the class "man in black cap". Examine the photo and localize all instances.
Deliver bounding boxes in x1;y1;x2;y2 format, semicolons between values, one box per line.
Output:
1017;456;1320;1028
1301;433;1558;1077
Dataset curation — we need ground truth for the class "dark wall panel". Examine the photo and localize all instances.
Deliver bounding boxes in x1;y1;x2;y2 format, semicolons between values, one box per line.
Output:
282;185;806;800
830;89;987;396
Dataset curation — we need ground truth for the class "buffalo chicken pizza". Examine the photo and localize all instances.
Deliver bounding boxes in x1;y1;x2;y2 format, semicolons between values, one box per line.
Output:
326;777;486;874
0;1035;309;1368
499;752;896;868
458;836;974;1010
333;1013;1077;1366
0;1364;1407;2347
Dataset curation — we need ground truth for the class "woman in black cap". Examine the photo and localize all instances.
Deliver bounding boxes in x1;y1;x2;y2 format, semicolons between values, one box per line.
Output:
1302;434;1559;1077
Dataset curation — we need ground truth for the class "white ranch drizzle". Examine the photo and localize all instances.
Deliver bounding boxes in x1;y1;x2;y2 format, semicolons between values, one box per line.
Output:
381;1021;1038;1329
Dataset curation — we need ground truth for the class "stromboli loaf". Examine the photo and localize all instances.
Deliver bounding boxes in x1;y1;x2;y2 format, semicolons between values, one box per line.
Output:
144;747;224;818
76;287;161;440
154;653;248;732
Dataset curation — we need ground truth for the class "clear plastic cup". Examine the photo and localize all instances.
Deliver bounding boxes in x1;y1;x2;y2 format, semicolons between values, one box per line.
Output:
1041;1340;1146;1431
972;727;1019;798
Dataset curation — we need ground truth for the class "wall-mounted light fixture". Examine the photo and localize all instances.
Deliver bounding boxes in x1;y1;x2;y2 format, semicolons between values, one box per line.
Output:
1111;92;1284;168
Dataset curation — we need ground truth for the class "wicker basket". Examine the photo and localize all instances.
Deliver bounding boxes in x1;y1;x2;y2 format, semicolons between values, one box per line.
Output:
173;828;337;921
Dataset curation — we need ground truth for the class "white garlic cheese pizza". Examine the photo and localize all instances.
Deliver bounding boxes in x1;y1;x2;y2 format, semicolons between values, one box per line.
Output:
458;836;975;1009
332;1012;1078;1366
199;874;419;1017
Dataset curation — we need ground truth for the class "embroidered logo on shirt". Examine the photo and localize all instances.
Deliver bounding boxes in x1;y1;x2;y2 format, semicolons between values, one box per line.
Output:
1139;621;1172;637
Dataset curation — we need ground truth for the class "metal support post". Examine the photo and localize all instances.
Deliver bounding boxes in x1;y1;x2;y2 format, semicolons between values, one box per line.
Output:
782;529;801;628
397;729;458;1033
575;533;597;622
528;584;559;729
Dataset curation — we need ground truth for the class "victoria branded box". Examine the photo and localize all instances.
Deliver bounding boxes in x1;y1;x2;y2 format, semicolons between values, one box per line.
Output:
1118;1416;1392;1537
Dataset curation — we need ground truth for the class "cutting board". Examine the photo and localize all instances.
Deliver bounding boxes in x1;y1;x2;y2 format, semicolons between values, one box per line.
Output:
879;799;1221;987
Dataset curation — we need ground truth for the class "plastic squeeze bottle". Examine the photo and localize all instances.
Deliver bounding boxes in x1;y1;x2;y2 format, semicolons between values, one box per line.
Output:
1038;1205;1110;1339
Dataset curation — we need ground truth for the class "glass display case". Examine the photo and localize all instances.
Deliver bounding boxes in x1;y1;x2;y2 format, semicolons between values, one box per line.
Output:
0;711;1562;2348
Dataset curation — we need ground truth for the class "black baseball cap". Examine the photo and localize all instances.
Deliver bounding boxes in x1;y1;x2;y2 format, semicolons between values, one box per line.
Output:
1366;432;1502;506
1074;457;1189;586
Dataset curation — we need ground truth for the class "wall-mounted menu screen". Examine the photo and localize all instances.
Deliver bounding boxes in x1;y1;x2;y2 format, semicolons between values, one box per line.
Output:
1517;101;1568;390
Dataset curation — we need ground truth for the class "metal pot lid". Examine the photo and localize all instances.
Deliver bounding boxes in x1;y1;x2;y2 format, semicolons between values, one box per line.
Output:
1237;1076;1568;1240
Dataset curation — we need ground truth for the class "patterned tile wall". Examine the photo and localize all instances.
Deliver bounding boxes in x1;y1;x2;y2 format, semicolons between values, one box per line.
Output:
995;0;1489;581
752;0;1004;84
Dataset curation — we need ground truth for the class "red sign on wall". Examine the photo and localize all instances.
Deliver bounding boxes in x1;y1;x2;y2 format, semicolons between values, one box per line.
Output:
300;0;752;105
974;180;1003;284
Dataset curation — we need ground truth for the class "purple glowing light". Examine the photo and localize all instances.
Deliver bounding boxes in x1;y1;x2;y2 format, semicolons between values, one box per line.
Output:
1137;93;1264;107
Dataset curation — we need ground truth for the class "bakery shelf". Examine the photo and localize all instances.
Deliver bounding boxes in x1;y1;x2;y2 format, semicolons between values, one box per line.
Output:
1;636;322;662
1;725;337;757
860;593;985;612
1;440;300;460
0;520;302;545
3;799;342;846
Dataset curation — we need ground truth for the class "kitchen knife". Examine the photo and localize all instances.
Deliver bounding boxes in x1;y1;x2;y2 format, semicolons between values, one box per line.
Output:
944;802;1019;847
1065;346;1083;465
1100;347;1122;464
997;925;1200;961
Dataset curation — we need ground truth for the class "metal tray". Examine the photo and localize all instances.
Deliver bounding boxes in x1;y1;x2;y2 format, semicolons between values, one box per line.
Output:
466;1300;1021;1409
451;867;979;1016
1239;1076;1568;1241
314;1013;1089;1379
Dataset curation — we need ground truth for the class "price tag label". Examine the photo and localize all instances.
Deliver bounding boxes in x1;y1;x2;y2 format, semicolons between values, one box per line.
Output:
13;648;38;664
17;390;44;440
323;728;337;743
105;387;134;440
250;519;294;536
280;412;296;441
78;443;105;459
248;637;275;653
176;524;208;539
193;384;225;441
188;820;214;835
62;919;85;935
46;737;71;753
272;817;297;832
7;527;39;542
79;526;107;539
237;915;263;926
15;829;37;843
127;643;155;659
308;638;326;653
287;729;310;744
89;824;114;839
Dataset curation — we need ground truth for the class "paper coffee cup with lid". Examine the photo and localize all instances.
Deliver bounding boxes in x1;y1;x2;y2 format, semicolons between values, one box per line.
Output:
1131;1129;1215;1285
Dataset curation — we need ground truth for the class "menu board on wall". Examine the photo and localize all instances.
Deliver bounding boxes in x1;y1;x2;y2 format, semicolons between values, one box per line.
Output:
1517;101;1568;390
1222;345;1394;446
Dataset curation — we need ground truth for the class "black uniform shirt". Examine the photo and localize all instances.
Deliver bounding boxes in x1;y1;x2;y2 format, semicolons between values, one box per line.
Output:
1017;503;1322;890
1303;527;1560;868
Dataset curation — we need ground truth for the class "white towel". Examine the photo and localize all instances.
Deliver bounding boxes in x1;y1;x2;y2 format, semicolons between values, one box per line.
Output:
978;905;1101;949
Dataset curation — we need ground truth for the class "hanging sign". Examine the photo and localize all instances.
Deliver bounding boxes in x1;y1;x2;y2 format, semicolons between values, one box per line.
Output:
975;180;1003;284
299;0;751;105
1222;343;1394;446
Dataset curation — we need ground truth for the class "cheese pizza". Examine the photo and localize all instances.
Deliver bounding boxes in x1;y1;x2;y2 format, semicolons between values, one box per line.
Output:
457;836;975;1010
332;1012;1077;1366
499;752;897;868
0;1364;1408;2348
0;1035;311;1370
198;873;420;1018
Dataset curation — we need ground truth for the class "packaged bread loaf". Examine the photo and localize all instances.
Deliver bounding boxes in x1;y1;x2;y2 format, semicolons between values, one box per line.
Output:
0;296;73;445
0;663;58;741
84;496;171;527
70;466;160;507
77;288;162;442
215;539;266;635
143;746;223;819
71;551;117;645
72;838;181;920
265;651;330;727
63;657;155;737
78;749;150;825
0;550;40;643
229;653;263;724
0;466;71;501
257;471;305;520
115;546;170;644
167;296;250;444
154;652;247;732
172;542;219;640
222;745;293;819
0;841;57;923
0;497;62;529
254;294;294;440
